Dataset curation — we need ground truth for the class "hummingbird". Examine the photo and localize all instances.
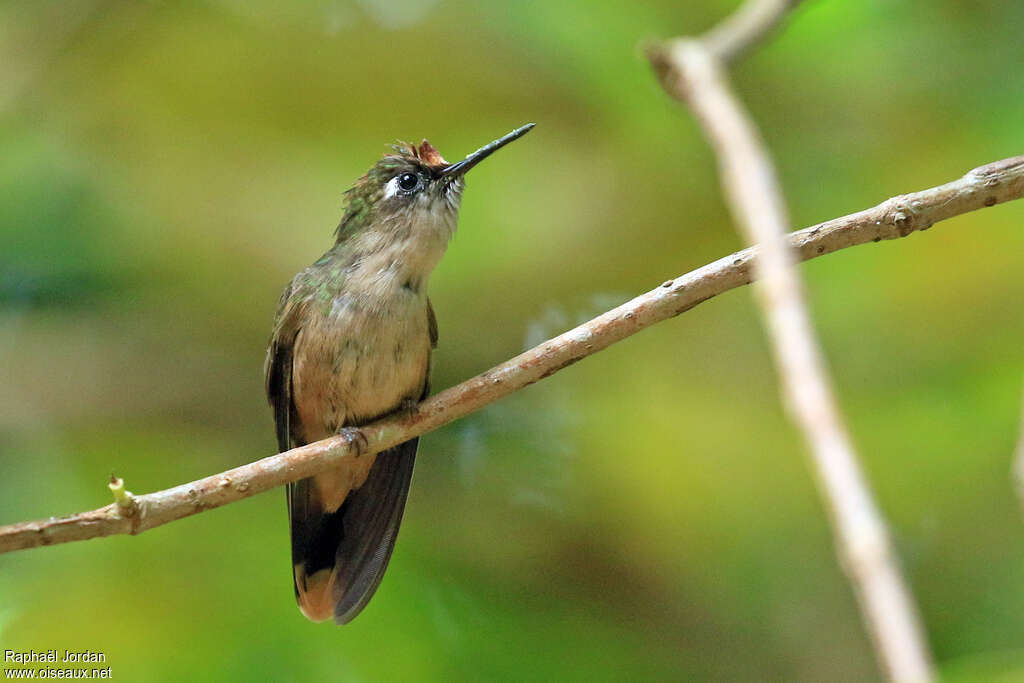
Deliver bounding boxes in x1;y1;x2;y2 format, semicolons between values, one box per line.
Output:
265;123;534;624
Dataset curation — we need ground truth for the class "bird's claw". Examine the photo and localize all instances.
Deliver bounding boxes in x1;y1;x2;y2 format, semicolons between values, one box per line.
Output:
339;427;369;458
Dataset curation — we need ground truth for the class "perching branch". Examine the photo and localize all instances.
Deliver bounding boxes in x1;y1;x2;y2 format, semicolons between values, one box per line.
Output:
1;154;1021;556
648;2;934;681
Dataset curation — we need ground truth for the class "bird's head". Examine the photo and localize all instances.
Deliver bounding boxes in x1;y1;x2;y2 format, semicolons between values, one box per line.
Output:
335;123;534;243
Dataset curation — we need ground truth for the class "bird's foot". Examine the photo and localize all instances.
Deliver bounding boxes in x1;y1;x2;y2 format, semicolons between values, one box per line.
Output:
338;427;369;458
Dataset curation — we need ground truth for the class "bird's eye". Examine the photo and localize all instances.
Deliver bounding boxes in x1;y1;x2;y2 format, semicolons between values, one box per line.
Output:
397;173;420;192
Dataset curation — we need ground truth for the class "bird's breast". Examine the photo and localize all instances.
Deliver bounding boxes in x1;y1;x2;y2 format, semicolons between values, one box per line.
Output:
291;286;431;443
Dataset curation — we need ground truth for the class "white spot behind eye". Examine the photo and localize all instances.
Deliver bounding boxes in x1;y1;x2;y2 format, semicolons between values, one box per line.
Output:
383;176;400;199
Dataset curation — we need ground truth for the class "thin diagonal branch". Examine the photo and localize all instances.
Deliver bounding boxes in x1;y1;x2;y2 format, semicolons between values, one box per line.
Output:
1;154;1021;556
649;2;933;680
702;0;803;63
1013;384;1024;517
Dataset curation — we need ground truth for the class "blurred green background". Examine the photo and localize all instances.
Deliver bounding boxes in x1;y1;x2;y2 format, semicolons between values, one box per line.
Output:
1;0;1022;680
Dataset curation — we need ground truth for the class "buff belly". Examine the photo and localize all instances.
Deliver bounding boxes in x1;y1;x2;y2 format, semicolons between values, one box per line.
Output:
291;292;431;513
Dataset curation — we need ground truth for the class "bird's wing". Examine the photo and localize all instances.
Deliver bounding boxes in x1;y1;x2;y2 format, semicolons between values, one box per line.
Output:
427;296;438;348
265;281;305;453
264;281;311;590
329;436;418;623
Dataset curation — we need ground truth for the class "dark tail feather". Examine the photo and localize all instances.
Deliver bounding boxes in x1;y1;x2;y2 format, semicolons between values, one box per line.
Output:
288;438;418;624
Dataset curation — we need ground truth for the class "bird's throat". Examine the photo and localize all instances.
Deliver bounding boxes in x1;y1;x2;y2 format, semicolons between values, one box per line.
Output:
343;211;456;300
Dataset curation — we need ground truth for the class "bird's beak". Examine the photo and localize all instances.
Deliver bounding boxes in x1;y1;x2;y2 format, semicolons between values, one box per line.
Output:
441;123;535;178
